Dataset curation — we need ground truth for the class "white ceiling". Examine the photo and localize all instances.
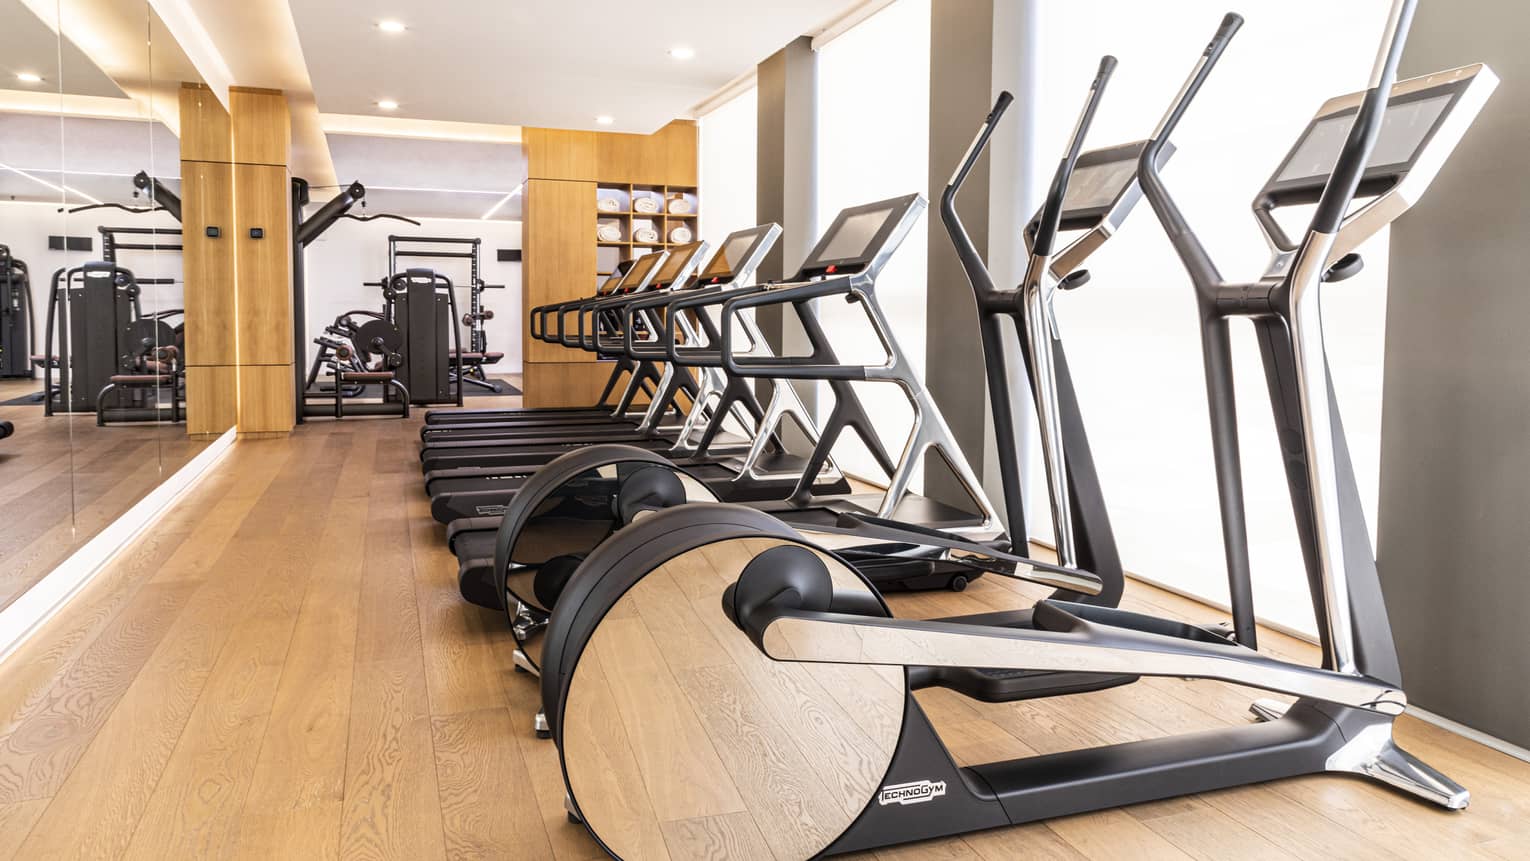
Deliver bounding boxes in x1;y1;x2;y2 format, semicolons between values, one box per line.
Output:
325;132;525;220
289;0;863;133
0;0;125;99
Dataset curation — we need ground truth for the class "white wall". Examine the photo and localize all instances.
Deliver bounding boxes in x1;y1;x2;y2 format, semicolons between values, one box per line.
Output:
300;216;523;372
1;200;183;376
1022;0;1393;634
814;0;932;484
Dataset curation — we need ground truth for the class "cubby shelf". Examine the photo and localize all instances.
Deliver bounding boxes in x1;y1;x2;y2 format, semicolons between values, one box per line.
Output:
595;182;699;288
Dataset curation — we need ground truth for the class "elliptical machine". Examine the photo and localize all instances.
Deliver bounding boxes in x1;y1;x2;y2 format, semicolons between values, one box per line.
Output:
533;6;1491;857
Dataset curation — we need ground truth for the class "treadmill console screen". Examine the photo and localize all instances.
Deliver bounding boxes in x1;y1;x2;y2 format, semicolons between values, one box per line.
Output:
652;242;702;286
619;252;664;292
816;207;894;262
1277;93;1453;184
699;232;760;280
796;193;920;279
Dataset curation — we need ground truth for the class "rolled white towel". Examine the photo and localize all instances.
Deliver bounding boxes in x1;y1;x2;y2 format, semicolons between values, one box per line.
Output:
669;225;693;243
666;197;691;214
633;197;660;213
597;224;623;242
597;197;620;212
634;226;659;244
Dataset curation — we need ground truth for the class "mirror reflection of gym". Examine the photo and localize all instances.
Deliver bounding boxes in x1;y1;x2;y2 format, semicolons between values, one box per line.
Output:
0;0;213;609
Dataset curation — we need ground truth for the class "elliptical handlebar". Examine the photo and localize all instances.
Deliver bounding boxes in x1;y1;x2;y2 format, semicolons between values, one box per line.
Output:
1033;55;1117;257
1136;12;1243;290
1307;0;1417;235
939;91;1013;307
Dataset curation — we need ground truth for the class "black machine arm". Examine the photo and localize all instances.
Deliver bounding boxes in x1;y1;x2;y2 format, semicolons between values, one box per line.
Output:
1033;56;1117;257
1307;0;1417;235
296;181;366;247
133;171;181;221
1136;13;1244;291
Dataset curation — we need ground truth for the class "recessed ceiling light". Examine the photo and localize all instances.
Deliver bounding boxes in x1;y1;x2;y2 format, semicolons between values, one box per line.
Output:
595;115;614;126
377;20;406;34
377;99;399;110
668;46;695;61
16;72;43;84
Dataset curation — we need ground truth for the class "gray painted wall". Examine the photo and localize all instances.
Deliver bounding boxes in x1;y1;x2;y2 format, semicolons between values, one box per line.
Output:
926;1;1044;526
1378;4;1530;746
925;0;997;507
755;37;819;424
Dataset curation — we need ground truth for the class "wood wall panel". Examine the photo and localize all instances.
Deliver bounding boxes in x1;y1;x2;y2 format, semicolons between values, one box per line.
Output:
523;179;596;365
525;128;597;181
179;84;231;163
185;365;238;436
237;364;296;433
180;160;235;367
229;87;290;166
594;133;646;185
651;120;699;186
233;163;293;366
521;120;696;407
522;362;614;409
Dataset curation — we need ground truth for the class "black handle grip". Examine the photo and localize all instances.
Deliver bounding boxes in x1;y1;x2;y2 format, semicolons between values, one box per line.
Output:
1033;55;1116;256
1308;0;1416;234
1095;55;1118;82
1210;11;1245;53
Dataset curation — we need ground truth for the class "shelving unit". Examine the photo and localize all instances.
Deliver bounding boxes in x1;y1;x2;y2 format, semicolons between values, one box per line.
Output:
595;183;698;278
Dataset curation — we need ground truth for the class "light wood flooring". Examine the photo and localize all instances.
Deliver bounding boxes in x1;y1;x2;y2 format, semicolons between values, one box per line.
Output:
0;377;209;613
0;389;1526;859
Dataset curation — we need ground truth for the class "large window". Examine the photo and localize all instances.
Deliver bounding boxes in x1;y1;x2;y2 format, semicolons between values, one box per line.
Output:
698;87;757;251
1021;0;1394;635
814;0;931;483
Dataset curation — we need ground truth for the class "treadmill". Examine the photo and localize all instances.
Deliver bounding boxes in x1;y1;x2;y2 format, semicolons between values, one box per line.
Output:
420;251;695;428
445;193;1009;595
415;245;768;462
424;225;852;523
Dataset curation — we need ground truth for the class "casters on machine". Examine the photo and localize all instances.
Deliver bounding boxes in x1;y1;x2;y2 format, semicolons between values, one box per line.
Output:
512;601;549;640
512;648;539;677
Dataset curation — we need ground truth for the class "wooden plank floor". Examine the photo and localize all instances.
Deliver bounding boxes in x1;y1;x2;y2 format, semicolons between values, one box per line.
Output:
0;386;1526;859
0;378;210;612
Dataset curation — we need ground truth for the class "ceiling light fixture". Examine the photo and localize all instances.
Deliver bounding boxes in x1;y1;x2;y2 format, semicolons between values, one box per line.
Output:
377;20;407;34
16;72;44;84
377;99;399;111
595;115;614;126
668;46;695;61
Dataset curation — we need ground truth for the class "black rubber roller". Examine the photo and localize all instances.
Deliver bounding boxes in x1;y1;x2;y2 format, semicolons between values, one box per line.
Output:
613;466;687;526
534;554;585;608
723;544;834;649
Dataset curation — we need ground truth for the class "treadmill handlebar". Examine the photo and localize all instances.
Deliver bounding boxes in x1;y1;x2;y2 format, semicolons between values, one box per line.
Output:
1308;0;1416;235
1033;55;1116;257
717;276;868;381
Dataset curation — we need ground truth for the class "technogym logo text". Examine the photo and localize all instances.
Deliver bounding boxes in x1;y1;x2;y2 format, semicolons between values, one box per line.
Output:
877;779;947;806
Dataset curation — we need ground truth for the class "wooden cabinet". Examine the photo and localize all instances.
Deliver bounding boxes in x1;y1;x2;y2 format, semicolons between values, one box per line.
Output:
521;120;698;407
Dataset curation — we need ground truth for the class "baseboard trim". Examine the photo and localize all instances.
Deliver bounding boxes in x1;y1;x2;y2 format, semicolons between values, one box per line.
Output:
0;426;238;664
1406;706;1530;764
